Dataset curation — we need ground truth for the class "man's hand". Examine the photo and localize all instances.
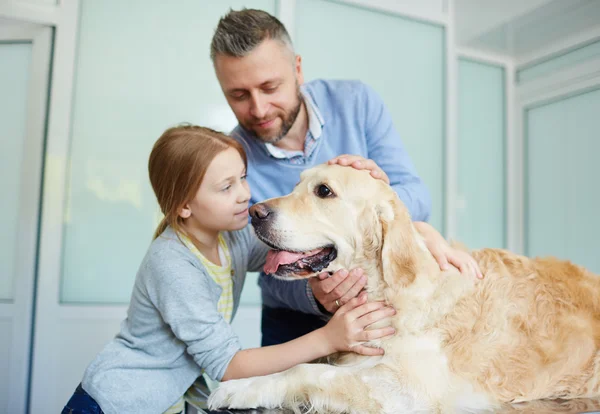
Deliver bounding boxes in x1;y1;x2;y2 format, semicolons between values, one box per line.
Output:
328;155;390;184
413;221;483;279
309;268;367;314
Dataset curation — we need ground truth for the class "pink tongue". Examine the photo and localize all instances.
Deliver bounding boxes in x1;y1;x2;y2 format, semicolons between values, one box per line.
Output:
264;249;322;274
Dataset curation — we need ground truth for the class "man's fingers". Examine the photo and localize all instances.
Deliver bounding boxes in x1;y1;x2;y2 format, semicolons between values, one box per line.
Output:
338;274;367;304
469;258;483;279
333;155;353;165
319;269;349;293
327;156;390;184
448;252;466;272
472;260;483;279
350;158;374;171
328;268;363;300
431;247;450;271
317;272;329;280
438;256;450;271
329;155;363;167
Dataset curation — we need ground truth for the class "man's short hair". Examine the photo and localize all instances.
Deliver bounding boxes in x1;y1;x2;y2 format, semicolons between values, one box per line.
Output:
210;8;294;60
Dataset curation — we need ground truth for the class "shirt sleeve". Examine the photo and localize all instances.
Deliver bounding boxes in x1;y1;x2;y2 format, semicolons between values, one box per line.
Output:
361;82;432;222
144;248;241;381
257;273;328;317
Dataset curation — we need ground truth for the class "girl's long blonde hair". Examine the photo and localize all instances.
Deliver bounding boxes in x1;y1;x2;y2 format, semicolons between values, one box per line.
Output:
148;124;247;239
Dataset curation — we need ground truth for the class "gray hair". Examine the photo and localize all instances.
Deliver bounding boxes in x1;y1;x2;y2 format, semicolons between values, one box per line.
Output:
210;8;294;61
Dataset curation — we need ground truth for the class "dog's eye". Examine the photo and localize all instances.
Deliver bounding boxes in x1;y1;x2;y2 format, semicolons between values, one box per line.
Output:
315;184;334;198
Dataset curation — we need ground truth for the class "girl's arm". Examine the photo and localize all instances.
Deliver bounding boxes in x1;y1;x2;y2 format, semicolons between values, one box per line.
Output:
222;291;395;381
147;242;393;383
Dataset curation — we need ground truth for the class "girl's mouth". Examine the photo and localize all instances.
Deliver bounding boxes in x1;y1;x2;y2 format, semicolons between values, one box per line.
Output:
235;208;249;216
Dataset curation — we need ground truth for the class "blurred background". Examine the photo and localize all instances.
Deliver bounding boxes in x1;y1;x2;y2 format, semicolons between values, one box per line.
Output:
1;0;599;412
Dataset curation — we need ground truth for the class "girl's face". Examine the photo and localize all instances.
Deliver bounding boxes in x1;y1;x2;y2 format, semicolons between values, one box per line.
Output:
180;147;251;235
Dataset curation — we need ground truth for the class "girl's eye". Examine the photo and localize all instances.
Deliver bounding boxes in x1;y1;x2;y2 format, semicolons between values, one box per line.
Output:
241;174;248;181
222;185;232;192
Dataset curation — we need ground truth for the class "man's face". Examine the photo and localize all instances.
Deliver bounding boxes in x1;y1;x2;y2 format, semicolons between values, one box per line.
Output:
214;39;304;144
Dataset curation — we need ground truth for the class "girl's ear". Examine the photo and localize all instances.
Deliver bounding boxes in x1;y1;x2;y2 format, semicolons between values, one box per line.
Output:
179;204;192;219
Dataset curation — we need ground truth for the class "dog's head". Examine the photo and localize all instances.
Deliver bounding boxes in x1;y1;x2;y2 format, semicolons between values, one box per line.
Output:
250;164;420;287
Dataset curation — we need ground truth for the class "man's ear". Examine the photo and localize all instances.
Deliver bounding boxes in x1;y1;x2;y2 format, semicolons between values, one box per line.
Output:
295;54;304;85
378;197;417;287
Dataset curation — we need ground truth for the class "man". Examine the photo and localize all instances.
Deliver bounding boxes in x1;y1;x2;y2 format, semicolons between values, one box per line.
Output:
209;9;478;346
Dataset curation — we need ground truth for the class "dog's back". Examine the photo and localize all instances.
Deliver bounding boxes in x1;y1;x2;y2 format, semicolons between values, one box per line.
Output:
438;248;600;403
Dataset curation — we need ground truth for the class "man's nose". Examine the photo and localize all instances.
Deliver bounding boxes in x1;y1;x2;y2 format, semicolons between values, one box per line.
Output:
249;203;272;221
249;94;267;119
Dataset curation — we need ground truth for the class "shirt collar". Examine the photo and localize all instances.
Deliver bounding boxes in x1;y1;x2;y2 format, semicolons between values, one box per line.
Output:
264;88;324;158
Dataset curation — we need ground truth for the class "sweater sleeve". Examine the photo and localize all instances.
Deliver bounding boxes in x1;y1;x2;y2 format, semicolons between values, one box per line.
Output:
144;248;241;381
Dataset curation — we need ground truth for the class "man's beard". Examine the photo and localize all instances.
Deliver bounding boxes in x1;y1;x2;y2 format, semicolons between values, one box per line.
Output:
245;90;303;145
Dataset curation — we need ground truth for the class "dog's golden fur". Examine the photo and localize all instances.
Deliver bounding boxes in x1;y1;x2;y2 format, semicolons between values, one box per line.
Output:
209;164;600;413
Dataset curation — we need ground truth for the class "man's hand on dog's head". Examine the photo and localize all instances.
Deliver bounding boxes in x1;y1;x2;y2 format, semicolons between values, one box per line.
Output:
309;268;367;314
328;155;390;184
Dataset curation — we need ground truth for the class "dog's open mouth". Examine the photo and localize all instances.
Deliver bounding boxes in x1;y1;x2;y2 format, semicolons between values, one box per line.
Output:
264;246;337;277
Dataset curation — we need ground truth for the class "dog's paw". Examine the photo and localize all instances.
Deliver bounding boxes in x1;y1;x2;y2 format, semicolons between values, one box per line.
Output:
208;377;284;410
208;378;252;409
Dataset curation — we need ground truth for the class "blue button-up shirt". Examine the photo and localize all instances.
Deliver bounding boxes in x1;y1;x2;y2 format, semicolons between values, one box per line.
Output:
231;79;431;315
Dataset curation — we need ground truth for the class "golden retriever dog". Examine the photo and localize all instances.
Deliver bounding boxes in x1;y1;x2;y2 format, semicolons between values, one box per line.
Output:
208;164;600;413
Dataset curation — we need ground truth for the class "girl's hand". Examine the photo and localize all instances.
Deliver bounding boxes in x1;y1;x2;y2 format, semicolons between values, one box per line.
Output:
414;222;483;279
321;291;396;356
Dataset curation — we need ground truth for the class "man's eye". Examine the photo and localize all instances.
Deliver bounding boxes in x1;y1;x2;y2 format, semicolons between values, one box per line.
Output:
315;184;334;198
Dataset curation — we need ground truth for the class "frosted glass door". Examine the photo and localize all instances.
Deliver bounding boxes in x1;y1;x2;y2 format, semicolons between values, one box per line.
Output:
526;88;600;273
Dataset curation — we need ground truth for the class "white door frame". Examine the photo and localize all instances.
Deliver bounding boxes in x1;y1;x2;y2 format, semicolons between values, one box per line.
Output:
0;20;51;414
455;47;516;251
26;0;125;410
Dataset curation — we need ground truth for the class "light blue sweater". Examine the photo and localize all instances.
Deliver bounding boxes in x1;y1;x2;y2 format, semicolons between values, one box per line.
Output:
81;226;269;414
231;79;431;315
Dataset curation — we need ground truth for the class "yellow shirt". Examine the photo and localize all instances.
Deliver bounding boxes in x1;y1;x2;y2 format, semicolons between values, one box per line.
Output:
179;232;234;322
165;232;234;413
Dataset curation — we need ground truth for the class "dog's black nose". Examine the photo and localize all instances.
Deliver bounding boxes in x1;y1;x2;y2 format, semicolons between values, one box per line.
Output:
250;203;272;221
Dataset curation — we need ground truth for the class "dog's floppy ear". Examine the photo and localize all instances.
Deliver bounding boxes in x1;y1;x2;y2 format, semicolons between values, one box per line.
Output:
377;196;418;287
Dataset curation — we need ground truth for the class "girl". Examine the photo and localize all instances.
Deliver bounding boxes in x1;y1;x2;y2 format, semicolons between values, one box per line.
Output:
61;125;398;414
